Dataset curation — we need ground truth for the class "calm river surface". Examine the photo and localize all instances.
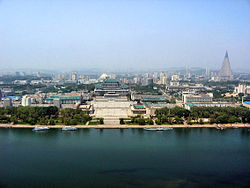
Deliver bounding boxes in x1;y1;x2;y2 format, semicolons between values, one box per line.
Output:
0;128;250;188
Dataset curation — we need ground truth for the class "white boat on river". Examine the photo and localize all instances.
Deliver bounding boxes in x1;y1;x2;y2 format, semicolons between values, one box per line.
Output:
32;126;50;131
144;127;173;131
62;126;77;131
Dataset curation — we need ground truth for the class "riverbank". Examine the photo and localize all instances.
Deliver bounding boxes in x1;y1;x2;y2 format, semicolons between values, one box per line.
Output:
0;123;249;129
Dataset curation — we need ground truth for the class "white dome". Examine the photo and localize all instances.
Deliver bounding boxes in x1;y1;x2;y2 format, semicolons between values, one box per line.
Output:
99;73;108;80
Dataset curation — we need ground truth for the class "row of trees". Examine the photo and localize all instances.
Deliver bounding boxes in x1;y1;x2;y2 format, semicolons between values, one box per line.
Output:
189;106;249;124
0;106;91;125
120;117;154;125
59;108;91;125
155;106;250;124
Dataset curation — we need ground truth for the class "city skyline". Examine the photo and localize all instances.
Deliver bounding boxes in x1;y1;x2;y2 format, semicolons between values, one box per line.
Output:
1;0;250;71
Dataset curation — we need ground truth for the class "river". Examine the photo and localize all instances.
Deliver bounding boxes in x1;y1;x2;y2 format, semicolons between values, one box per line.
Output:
0;128;250;187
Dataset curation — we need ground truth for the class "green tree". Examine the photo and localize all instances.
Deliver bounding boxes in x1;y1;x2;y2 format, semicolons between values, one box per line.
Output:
49;119;55;125
99;118;104;124
70;119;78;125
120;118;125;124
148;119;154;125
137;118;146;125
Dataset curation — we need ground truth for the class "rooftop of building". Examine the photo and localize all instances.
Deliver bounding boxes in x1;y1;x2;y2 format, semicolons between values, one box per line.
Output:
2;96;21;100
133;104;145;109
185;102;234;106
142;97;166;101
244;101;250;105
46;94;81;100
184;94;212;98
95;78;128;89
105;78;119;83
51;94;81;97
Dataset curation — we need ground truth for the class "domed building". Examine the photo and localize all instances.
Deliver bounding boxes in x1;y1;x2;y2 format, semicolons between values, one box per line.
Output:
99;73;108;81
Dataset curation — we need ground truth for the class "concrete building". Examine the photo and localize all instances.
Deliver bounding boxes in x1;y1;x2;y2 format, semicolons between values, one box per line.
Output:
130;104;147;115
13;80;27;85
234;83;250;95
71;72;78;81
110;74;116;79
94;78;129;96
92;96;131;124
78;104;94;114
160;76;167;85
170;81;180;87
171;74;179;81
21;96;31;106
2;98;12;107
99;73;108;81
53;98;61;108
182;93;213;104
146;103;175;116
146;78;153;86
45;94;81;104
131;94;168;102
184;102;235;110
219;51;233;80
133;77;140;84
1;88;14;97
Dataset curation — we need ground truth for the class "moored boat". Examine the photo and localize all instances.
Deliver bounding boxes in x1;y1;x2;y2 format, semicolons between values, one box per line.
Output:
144;127;173;131
32;126;50;131
62;126;77;131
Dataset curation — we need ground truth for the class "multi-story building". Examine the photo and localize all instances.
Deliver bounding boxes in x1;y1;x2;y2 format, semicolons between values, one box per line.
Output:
71;72;78;81
171;74;179;81
219;51;233;80
2;98;12;107
234;83;250;95
1;88;14;97
94;78;129;96
21;95;31;106
160;74;167;85
184;102;235;110
182;93;213;104
133;77;140;84
110;74;116;79
44;94;82;105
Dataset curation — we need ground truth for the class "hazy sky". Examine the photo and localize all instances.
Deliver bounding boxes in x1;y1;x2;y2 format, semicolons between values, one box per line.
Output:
0;0;250;72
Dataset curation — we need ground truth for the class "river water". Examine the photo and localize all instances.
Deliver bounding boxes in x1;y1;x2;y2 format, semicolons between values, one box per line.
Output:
0;128;250;188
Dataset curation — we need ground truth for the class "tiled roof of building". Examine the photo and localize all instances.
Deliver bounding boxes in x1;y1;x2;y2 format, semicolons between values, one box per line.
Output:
133;104;145;109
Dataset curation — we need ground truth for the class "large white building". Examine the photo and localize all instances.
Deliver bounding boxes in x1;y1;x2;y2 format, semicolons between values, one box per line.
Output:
234;83;250;95
21;96;31;106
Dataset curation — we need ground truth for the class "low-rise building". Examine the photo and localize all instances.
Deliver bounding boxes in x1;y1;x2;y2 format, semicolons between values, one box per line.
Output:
130;104;146;115
182;93;213;104
44;94;82;105
145;102;175;116
131;94;168;102
184;102;235;110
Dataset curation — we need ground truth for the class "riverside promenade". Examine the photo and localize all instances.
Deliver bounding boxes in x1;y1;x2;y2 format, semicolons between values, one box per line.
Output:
0;124;249;129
